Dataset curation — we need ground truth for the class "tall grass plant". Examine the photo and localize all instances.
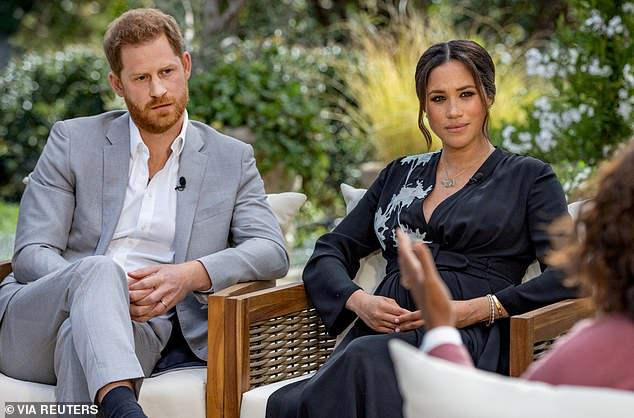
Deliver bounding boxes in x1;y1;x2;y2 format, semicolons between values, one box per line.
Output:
341;6;544;162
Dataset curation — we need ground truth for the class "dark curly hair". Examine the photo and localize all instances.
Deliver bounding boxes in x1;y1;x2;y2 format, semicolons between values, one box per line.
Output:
549;140;634;318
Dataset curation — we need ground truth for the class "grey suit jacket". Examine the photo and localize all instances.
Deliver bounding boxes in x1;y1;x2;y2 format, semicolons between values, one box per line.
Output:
0;110;289;360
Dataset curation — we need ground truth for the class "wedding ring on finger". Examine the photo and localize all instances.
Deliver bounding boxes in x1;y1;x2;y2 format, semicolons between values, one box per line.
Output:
160;299;168;309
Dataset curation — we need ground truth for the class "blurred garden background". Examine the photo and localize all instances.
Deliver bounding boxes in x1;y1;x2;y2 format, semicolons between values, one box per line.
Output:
0;0;632;263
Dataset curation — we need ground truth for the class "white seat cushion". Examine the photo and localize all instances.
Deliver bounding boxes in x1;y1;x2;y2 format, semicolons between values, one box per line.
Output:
139;368;207;418
0;373;56;402
0;368;206;418
240;374;313;418
390;339;634;418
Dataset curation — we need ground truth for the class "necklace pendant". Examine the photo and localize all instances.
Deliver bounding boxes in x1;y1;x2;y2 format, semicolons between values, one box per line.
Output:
441;178;455;188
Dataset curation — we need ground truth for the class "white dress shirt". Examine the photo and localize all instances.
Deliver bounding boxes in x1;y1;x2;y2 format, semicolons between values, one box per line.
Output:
105;112;188;273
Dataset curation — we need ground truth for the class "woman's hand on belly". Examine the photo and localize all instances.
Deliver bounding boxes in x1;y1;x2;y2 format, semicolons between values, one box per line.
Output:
346;289;413;333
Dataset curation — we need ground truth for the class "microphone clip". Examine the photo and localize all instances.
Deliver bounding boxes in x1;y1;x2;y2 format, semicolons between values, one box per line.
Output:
175;176;186;191
468;172;484;185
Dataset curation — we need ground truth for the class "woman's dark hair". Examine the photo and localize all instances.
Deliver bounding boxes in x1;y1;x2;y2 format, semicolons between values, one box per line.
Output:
549;139;634;318
414;40;496;149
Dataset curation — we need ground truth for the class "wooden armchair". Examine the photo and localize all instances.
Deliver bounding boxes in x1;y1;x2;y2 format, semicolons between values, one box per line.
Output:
0;260;275;418
207;281;595;418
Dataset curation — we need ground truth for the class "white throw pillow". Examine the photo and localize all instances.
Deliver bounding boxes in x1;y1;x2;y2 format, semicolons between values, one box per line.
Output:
389;340;634;418
340;183;386;294
266;192;307;240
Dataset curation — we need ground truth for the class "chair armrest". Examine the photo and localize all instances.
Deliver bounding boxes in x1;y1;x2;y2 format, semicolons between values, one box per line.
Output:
0;260;11;282
207;282;334;418
211;280;277;298
509;297;595;377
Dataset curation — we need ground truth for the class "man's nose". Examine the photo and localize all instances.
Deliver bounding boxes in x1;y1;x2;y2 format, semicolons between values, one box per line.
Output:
150;78;167;97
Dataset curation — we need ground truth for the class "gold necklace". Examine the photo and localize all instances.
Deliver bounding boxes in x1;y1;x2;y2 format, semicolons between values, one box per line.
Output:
440;145;493;188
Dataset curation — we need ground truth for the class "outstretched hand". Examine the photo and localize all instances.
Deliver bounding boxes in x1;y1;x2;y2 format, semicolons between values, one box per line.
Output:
396;229;455;329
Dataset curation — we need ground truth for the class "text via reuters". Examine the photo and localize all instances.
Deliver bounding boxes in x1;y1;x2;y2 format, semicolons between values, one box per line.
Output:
4;402;99;417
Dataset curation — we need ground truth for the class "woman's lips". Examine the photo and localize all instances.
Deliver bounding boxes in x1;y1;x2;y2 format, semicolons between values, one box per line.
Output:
445;123;468;133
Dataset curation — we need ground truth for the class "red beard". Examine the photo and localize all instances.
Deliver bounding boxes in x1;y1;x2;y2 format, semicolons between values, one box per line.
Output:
125;86;189;134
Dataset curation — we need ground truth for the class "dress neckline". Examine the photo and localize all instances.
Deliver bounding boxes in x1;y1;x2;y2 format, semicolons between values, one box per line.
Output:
422;147;503;225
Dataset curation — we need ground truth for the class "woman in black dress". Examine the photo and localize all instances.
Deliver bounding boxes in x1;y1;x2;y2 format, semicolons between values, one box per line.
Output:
267;39;577;418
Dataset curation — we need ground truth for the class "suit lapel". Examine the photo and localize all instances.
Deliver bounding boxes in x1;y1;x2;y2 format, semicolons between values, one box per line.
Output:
95;114;130;255
174;124;208;263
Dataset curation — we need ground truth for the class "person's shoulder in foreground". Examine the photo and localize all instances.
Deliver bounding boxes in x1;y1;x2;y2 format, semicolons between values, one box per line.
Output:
523;313;634;390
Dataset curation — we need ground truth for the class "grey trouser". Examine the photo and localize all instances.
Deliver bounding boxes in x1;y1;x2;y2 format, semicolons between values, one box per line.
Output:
0;256;171;401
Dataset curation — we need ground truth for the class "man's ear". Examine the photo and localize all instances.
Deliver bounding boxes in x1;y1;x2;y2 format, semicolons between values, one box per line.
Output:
108;71;124;97
181;51;192;80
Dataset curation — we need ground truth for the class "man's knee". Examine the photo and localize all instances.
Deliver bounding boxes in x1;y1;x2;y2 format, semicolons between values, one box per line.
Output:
71;256;127;289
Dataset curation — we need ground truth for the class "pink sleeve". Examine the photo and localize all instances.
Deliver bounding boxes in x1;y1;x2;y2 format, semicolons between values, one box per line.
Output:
428;343;474;367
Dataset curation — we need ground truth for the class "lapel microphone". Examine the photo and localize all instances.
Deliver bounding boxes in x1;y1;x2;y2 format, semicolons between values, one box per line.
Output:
175;176;186;191
467;172;484;185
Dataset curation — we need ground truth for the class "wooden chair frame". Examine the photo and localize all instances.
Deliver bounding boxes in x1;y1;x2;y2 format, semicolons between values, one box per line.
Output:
208;282;595;418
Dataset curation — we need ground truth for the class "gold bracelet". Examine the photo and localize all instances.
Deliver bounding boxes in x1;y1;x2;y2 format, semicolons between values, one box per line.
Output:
485;294;495;326
492;295;504;319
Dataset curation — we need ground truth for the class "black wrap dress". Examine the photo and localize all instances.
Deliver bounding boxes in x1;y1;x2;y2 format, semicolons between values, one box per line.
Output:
267;148;577;418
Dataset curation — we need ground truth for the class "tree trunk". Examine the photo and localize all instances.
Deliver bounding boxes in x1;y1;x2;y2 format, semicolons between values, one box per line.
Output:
197;0;247;66
201;0;247;40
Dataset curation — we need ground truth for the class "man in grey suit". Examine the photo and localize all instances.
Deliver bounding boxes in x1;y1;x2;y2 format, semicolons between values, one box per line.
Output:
0;8;288;418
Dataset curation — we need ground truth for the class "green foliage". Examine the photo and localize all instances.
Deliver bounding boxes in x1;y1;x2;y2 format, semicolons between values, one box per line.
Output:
0;200;18;260
0;1;34;36
501;1;634;167
0;35;369;215
188;36;370;212
443;0;568;41
0;200;18;236
551;160;595;201
0;47;111;201
10;0;149;52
